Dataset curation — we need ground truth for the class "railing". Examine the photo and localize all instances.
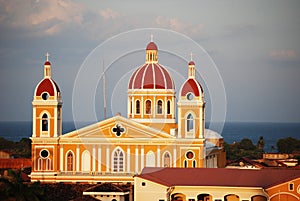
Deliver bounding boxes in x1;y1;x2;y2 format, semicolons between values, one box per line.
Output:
58;171;135;176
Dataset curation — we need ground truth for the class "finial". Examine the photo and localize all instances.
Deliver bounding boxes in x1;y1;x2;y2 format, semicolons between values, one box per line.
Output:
190;52;193;61
46;52;50;61
150;34;154;42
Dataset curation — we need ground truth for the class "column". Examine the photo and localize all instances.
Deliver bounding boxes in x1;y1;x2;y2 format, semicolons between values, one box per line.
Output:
98;146;101;172
153;96;156;118
76;145;80;171
164;97;167;118
106;145;110;172
92;145;96;172
141;145;144;170
135;146;139;173
157;146;160;167
127;146;131;173
141;96;144;118
173;147;177;167
60;145;64;171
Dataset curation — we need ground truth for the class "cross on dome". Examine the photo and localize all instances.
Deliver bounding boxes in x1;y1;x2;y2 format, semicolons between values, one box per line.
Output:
46;52;50;61
190;52;194;61
150;34;154;42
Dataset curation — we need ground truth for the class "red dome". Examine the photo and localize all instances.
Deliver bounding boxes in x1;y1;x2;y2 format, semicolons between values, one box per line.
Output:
35;78;60;96
128;63;174;90
180;78;203;97
44;61;51;65
188;61;195;66
146;42;158;50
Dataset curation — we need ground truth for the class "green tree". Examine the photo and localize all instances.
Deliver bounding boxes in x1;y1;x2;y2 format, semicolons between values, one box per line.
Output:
0;169;43;201
277;137;300;154
239;138;256;150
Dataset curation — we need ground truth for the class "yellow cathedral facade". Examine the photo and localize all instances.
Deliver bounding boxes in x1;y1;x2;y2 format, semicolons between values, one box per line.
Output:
30;40;226;183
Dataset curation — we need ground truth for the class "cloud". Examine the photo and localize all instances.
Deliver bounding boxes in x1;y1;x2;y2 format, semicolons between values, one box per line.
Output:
155;16;204;36
99;8;120;21
269;49;297;59
0;0;85;35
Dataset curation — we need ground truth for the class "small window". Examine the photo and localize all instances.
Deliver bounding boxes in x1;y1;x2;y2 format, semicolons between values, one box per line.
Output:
42;113;48;131
142;182;146;186
40;149;49;158
157;100;163;114
186;151;194;159
187;114;194;132
159;200;165;201
167;100;171;114
189;199;195;201
136;100;140;114
187;93;194;100
289;182;294;191
145;100;151;114
42;92;49;100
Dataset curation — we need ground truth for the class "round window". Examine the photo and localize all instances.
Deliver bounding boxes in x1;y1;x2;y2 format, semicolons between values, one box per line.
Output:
42;92;49;100
40;149;49;158
187;93;194;100
186;151;194;159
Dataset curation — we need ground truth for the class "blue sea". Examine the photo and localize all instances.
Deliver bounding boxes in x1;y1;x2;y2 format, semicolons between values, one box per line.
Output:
0;121;299;152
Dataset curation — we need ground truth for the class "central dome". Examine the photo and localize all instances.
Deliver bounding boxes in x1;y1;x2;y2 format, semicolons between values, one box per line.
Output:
128;63;174;89
128;41;174;90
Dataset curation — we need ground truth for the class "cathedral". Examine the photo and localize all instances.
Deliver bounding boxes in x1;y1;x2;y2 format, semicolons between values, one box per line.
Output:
30;39;226;183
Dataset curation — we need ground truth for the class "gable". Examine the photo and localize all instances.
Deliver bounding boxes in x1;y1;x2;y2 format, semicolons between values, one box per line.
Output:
60;115;175;140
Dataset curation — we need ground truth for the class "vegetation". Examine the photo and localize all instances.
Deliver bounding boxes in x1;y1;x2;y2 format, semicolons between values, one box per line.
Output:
277;137;300;154
0;169;43;201
224;138;264;160
0;137;31;158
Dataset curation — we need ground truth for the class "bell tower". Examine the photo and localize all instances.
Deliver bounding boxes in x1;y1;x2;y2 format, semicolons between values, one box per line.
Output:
32;53;62;138
178;57;205;139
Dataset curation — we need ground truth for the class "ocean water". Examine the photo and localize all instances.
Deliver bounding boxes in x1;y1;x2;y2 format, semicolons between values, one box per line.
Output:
0;121;299;152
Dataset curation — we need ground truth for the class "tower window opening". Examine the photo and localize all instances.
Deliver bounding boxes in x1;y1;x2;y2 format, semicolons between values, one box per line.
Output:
167;100;171;114
187;114;194;132
67;152;74;171
136;100;140;114
157;100;163;114
145;100;151;114
42;113;48;131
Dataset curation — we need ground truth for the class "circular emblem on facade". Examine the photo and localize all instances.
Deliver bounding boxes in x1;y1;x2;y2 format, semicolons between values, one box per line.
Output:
186;151;194;159
40;149;49;158
42;92;49;100
187;93;194;100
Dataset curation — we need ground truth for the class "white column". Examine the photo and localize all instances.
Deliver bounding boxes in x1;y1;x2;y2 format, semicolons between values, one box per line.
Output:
135;146;139;173
106;146;110;172
60;146;64;171
54;107;57;137
164;97;167;118
141;145;144;170
98;146;101;172
153;96;156;118
131;97;134;118
141;96;144;118
76;145;80;171
172;96;175;118
127;146;131;173
92;145;96;172
157;146;160;167
173;147;177;167
32;107;36;137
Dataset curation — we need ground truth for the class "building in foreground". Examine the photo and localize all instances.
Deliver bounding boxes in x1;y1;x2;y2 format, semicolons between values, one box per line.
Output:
135;167;300;201
30;39;226;183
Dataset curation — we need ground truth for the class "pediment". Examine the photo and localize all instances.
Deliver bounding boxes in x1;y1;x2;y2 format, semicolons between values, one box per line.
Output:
61;115;175;140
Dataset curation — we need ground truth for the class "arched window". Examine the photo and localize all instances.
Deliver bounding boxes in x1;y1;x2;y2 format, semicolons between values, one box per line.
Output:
167;100;171;114
136;100;140;114
163;152;171;167
186;113;194;132
37;149;52;171
145;100;151;114
82;150;91;172
42;113;48;131
157;100;163;114
67;151;74;171
146;151;155;167
113;148;124;172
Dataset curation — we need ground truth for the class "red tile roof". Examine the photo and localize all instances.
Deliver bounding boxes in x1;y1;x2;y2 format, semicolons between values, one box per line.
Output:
146;42;158;50
35;78;60;96
138;168;300;188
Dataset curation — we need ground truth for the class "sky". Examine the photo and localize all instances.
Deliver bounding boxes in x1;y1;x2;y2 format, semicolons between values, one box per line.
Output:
0;0;300;123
